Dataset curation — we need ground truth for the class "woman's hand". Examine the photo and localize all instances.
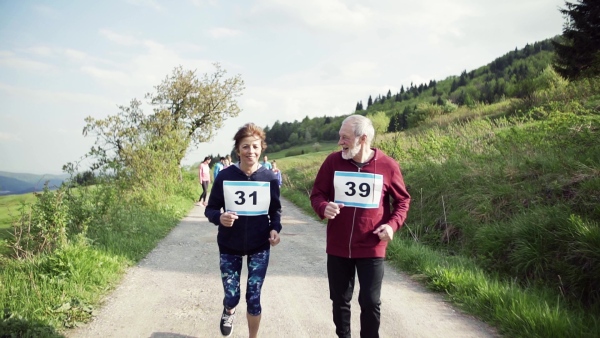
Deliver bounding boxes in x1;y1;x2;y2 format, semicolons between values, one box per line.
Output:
220;211;238;227
269;230;280;246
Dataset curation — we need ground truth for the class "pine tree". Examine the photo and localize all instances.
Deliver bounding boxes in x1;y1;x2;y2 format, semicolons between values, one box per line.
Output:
553;0;600;78
356;101;365;111
450;79;458;93
367;95;373;108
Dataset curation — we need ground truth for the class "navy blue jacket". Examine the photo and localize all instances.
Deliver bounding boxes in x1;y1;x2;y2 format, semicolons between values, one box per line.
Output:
204;163;282;255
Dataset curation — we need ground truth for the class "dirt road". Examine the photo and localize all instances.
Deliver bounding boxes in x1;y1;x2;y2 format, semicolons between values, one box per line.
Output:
66;198;499;338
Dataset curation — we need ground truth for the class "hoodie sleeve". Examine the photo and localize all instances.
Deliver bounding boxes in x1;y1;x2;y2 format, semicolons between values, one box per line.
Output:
310;154;335;219
386;158;411;231
269;175;282;233
204;174;225;226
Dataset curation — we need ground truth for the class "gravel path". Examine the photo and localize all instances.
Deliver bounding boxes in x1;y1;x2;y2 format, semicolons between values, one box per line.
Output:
66;198;500;338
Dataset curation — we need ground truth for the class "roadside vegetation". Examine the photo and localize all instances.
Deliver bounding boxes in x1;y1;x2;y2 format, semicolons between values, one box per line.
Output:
277;74;600;337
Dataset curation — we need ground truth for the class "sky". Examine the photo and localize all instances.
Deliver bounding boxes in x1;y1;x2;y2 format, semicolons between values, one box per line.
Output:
0;0;567;175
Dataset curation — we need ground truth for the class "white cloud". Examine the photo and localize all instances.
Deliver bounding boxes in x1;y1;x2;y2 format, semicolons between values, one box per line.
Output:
189;0;218;7
126;0;163;11
0;82;114;107
250;0;373;31
100;29;138;46
81;66;131;84
64;49;88;61
32;5;60;19
0;52;55;72
208;27;242;39
0;132;20;142
25;46;55;57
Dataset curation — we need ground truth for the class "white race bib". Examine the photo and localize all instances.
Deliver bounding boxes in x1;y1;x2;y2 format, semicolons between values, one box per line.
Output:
223;181;271;215
333;171;383;209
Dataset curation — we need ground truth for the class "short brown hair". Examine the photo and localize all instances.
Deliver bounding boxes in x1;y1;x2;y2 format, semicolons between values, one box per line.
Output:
233;123;267;151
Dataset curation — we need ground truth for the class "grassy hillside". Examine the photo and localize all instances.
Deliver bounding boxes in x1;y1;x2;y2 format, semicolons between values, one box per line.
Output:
263;39;557;154
276;75;600;338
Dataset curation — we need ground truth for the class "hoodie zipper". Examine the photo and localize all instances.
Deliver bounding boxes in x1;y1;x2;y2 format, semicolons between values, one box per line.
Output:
348;165;361;258
244;174;251;254
347;152;377;259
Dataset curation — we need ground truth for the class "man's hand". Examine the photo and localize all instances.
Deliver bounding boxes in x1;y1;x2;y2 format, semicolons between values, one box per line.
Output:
373;224;393;242
324;202;344;219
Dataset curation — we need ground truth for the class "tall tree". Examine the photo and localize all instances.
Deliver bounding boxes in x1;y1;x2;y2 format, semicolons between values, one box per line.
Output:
146;63;245;156
552;0;600;78
84;64;245;171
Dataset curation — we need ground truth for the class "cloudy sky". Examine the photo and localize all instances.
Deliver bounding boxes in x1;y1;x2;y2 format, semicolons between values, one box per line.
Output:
0;0;566;175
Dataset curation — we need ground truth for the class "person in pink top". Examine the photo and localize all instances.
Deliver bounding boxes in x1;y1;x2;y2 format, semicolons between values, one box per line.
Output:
198;156;212;206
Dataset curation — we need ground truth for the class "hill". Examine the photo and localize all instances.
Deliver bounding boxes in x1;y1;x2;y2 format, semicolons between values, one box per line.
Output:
263;38;557;152
0;171;68;195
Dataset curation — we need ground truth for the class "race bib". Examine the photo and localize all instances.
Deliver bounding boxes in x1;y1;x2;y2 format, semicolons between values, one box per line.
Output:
223;181;271;215
333;171;383;209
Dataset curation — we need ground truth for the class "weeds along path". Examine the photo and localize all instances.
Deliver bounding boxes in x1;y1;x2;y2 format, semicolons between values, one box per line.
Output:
66;198;499;338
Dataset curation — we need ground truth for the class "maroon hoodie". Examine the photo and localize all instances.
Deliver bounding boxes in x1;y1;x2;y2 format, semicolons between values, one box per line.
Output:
310;149;411;258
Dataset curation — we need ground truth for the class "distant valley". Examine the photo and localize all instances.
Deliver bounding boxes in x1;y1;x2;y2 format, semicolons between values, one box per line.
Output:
0;171;68;196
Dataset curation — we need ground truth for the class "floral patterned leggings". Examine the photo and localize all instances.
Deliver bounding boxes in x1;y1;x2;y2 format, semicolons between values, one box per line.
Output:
220;249;270;316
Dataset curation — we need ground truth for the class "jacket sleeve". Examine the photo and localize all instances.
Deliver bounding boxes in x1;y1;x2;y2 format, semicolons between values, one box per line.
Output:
204;175;225;226
386;160;411;231
310;155;334;219
269;175;282;233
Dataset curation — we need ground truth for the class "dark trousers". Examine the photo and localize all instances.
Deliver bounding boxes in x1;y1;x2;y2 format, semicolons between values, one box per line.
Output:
199;180;209;202
327;254;384;338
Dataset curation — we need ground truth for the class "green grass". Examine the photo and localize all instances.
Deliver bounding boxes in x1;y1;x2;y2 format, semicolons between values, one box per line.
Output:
0;193;37;256
0;193;36;231
266;141;338;160
0;174;197;336
275;77;600;338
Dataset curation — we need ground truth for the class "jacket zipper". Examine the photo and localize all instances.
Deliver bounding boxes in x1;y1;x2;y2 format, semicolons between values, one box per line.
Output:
244;174;251;254
348;166;361;258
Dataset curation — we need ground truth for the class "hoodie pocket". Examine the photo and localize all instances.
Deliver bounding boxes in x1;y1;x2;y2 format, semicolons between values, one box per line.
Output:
353;216;380;248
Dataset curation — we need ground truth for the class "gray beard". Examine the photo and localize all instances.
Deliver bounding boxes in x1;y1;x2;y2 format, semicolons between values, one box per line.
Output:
341;146;359;160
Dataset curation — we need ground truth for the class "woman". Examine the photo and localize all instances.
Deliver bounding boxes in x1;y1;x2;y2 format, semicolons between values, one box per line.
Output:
197;156;211;206
204;123;282;338
271;160;283;187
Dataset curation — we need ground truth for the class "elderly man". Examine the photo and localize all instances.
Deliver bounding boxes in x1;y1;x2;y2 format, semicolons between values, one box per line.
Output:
310;114;411;338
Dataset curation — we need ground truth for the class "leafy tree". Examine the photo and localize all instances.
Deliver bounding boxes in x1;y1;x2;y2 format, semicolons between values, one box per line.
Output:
553;0;600;78
146;63;245;161
367;111;390;140
289;132;299;145
82;64;243;176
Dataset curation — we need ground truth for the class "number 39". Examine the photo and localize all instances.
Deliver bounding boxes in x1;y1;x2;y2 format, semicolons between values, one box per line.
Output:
344;182;371;197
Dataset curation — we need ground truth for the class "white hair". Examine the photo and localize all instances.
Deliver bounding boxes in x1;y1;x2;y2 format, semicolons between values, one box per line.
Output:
342;115;374;147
